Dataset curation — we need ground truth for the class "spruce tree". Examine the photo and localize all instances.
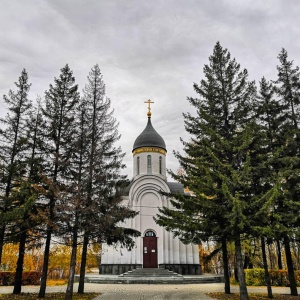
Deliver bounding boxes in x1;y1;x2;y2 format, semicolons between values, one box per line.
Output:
62;100;89;300
77;65;139;294
252;77;282;299
247;50;300;297
38;64;79;298
156;42;257;299
12;100;48;294
0;69;32;267
272;49;300;296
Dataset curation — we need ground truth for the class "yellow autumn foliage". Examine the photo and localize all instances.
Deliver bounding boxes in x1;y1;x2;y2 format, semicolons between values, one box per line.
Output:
1;242;100;278
1;243;42;271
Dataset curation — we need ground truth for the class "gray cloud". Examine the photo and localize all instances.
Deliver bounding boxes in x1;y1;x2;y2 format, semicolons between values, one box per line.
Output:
1;0;300;179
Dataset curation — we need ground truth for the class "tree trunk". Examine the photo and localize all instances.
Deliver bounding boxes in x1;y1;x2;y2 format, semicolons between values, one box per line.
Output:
261;237;273;299
267;243;274;269
13;230;27;294
38;229;52;298
235;234;249;300
221;238;230;294
0;225;5;266
291;239;299;270
243;255;250;269
276;239;283;269
283;235;298;296
39;188;57;299
78;233;88;294
234;252;239;282
65;229;78;300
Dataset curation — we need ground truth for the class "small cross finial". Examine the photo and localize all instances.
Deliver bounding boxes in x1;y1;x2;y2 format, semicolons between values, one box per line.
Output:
144;99;154;117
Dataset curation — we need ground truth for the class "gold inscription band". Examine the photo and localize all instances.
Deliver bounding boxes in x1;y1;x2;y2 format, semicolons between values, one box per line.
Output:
133;147;166;155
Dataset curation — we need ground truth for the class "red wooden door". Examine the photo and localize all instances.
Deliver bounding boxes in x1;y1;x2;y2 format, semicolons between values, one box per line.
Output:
143;236;158;268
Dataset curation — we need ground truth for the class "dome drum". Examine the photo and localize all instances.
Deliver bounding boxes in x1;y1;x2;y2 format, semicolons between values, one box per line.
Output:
133;151;166;178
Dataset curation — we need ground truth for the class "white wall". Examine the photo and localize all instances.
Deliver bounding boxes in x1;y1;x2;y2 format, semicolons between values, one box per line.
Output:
101;171;200;267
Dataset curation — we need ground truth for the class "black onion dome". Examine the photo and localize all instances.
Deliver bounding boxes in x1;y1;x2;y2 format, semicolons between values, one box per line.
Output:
133;117;166;152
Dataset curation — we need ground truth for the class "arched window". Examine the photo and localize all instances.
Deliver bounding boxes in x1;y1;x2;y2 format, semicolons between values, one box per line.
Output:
145;230;156;237
159;156;162;174
147;155;152;174
137;157;140;175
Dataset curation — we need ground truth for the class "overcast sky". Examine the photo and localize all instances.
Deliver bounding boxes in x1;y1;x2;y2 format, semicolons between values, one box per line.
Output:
1;0;300;180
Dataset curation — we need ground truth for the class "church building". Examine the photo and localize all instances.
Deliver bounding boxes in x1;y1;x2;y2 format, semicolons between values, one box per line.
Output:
100;100;201;275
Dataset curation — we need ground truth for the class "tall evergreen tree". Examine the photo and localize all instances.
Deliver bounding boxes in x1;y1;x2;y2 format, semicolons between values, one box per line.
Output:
61;100;89;300
156;42;257;300
271;49;300;296
38;65;79;298
252;77;282;299
62;95;138;299
77;65;139;294
11;100;48;294
0;69;31;267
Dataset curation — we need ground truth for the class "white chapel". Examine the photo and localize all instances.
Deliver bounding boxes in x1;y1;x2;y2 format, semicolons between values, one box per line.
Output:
100;100;201;275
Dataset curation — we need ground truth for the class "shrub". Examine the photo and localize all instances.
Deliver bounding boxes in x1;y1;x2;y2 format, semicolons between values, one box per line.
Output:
244;269;300;286
244;268;265;286
22;271;41;285
0;272;15;285
0;271;41;286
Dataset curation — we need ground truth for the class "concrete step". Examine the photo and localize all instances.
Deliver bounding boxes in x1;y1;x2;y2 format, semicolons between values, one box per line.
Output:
86;277;185;284
79;273;224;284
119;268;182;278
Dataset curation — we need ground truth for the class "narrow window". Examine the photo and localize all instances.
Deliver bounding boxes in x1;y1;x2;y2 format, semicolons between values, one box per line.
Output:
159;156;162;174
137;157;140;175
147;155;152;174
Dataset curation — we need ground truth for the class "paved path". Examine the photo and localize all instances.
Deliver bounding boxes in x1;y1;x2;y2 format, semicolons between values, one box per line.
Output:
0;283;299;299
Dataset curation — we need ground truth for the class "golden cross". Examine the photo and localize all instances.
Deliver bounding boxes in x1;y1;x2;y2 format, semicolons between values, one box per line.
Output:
144;99;154;117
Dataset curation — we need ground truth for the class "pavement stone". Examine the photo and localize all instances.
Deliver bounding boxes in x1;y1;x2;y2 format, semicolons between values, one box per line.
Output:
91;284;217;299
0;283;299;300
